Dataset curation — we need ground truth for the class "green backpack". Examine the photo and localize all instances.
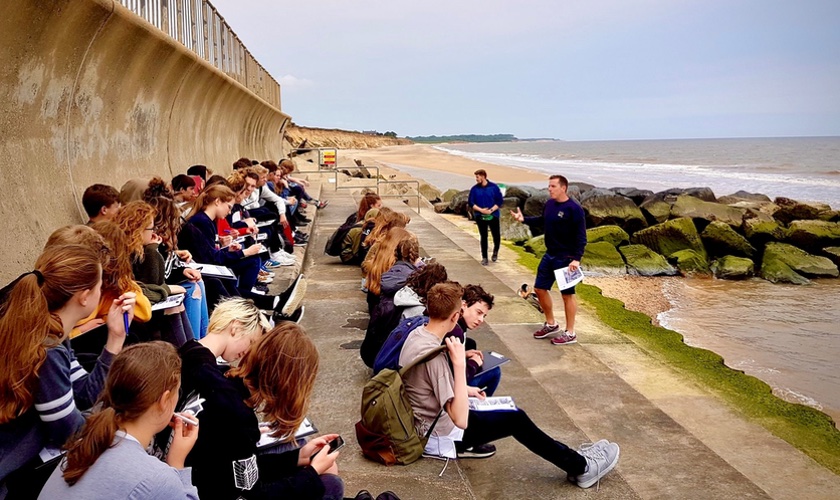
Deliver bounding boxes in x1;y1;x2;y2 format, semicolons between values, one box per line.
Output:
355;346;447;466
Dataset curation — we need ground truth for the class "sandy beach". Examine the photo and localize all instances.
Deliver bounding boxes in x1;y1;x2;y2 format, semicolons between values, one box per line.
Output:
346;144;549;190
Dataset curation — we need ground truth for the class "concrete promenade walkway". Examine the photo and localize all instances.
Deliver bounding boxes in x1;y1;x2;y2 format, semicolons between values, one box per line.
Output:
292;175;839;499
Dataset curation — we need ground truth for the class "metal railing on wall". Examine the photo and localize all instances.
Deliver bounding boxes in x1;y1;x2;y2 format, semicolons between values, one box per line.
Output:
117;0;281;109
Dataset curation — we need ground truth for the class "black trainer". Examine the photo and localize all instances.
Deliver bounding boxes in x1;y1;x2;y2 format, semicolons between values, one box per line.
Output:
457;443;496;459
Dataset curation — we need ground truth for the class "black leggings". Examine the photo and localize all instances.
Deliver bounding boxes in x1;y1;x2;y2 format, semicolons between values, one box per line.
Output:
459;409;587;476
475;217;501;259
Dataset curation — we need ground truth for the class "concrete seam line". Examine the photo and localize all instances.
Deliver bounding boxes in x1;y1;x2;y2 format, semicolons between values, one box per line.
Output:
165;59;199;178
64;0;116;223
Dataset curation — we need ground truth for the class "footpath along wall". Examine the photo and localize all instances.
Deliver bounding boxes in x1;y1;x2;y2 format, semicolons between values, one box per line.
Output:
0;0;290;282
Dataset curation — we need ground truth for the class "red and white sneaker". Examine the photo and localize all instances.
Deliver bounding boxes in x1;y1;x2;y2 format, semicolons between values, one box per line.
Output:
533;323;561;339
551;331;578;345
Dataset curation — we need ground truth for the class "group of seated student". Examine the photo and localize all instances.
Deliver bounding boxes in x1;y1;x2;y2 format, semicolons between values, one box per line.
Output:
354;198;620;489
1;162;403;500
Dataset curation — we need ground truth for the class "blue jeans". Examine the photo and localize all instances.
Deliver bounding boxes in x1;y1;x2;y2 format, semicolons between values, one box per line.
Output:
181;280;209;339
469;367;502;397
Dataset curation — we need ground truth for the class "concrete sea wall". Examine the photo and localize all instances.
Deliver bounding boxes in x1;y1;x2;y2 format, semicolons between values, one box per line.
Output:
0;0;290;282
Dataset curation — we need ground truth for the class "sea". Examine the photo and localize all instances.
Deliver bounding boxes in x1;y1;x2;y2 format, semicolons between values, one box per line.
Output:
434;137;840;424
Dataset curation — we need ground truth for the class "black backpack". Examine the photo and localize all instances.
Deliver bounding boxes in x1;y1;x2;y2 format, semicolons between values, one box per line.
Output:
325;219;358;256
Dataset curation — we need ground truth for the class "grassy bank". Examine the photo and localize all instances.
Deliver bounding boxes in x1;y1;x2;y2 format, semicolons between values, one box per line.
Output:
506;242;840;474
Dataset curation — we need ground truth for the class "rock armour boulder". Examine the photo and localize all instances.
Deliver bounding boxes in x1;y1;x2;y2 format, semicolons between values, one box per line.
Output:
620;244;678;276
582;241;627;275
586;225;630;247
670;195;745;227
711;255;755;280
579;191;647;233
669;249;710;276
631;217;707;259
701;221;756;257
785;220;840;253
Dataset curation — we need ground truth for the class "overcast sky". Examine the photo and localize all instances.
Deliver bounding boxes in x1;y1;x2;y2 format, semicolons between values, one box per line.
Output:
211;0;840;140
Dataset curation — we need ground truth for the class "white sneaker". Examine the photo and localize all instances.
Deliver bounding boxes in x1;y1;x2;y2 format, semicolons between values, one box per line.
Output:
270;250;296;265
574;441;619;489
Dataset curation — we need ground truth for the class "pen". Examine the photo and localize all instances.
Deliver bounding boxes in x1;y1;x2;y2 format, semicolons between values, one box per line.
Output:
123;311;130;335
173;413;198;426
479;386;487;393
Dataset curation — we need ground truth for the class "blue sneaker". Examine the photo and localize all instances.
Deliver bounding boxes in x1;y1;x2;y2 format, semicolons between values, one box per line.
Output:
264;259;283;269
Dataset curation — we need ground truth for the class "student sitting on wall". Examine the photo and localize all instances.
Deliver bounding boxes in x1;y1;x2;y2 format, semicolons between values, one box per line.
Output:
39;342;199;499
398;282;620;489
116;201;195;347
177;185;303;318
0;244;136;498
82;184;121;226
178;312;345;500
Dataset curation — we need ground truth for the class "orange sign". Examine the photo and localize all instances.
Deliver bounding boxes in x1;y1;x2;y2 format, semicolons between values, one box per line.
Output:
320;149;337;167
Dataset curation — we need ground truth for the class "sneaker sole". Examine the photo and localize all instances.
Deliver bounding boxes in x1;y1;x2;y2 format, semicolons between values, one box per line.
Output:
576;446;620;489
456;451;496;459
533;330;559;339
552;338;578;345
281;275;307;316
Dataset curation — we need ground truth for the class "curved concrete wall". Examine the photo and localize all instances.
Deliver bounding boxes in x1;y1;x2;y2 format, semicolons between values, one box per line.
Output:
0;0;290;282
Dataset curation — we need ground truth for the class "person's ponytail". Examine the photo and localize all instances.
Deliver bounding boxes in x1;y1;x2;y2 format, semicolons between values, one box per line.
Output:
61;406;119;486
0;245;100;424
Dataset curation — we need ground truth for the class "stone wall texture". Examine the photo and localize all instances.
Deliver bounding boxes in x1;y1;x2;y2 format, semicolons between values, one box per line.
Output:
0;0;290;282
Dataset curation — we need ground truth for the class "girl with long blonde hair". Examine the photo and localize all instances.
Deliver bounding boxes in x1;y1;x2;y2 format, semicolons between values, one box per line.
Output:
0;244;136;497
39;342;199;498
177;307;343;499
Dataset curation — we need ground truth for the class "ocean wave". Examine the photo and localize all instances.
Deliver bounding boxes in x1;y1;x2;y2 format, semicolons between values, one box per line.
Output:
434;145;840;190
773;387;824;411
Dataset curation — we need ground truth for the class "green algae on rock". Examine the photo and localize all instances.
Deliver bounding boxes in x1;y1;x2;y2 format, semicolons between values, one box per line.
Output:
670;195;746;227
711;255;755;280
632;217;707;259
586;225;630;247
620;244;678;276
670;249;711;275
582;241;627;275
785;220;840;253
701;221;756;257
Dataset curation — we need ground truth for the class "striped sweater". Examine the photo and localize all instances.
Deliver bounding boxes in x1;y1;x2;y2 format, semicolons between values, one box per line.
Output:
0;340;112;482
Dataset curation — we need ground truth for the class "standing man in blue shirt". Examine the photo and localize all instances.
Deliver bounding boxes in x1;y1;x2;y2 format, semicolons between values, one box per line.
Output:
468;169;504;266
512;175;586;345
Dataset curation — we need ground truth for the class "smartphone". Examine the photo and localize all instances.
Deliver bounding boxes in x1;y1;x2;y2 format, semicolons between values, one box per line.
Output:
327;436;345;453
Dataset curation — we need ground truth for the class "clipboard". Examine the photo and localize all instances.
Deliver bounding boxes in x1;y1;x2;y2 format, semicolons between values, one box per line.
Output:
473;351;510;377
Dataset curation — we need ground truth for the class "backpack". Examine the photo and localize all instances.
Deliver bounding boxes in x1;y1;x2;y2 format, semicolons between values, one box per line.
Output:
355;345;446;466
373;315;429;375
324;219;358;256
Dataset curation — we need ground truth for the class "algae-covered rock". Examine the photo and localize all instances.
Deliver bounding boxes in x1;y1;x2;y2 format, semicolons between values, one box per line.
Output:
785;220;840;253
525;235;546;257
418;182;441;203
639;197;673;225
701;221;756;257
711;255;754;280
441;189;460;203
823;247;840;267
505;186;540;208
681;187;717;202
762;242;838;282
818;210;840;222
582;241;627;275
670;249;710;275
760;246;811;285
620;244;678;276
670;195;745;227
743;218;787;246
631;217;706;259
523;190;549;218
569;182;596;194
609;187;655;205
579;191;647;233
433;202;450;214
448;190;471;215
773;197;832;224
586;225;630;247
500;212;532;243
717;191;772;204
